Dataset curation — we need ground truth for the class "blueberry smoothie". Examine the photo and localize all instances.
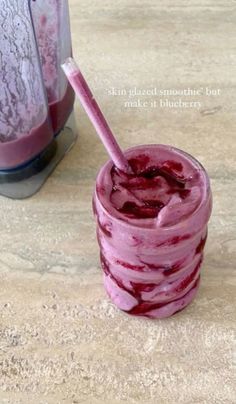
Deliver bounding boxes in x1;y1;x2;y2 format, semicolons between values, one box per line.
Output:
93;144;212;318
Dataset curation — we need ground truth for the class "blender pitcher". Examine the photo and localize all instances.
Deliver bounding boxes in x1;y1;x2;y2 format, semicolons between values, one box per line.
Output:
0;0;77;199
0;0;54;171
30;0;75;134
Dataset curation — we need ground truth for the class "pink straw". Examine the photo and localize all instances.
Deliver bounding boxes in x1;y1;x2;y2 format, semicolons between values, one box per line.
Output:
61;57;132;174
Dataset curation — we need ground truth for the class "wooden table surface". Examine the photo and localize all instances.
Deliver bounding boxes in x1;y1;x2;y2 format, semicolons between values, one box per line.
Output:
0;1;235;403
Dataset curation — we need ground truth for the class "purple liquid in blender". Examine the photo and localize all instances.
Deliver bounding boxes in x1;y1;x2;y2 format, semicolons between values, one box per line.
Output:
49;84;75;135
0;1;54;170
31;1;75;134
0;0;74;171
0;118;53;171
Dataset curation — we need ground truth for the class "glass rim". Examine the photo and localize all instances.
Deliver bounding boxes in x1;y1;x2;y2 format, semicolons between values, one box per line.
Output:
94;143;212;233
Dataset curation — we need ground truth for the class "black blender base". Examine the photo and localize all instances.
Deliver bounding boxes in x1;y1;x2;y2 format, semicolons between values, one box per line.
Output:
0;113;77;199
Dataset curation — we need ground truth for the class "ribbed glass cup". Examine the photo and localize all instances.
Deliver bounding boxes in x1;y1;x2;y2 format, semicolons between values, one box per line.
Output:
93;144;212;319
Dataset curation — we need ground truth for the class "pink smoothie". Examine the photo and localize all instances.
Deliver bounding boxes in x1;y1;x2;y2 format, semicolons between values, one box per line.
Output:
93;144;212;318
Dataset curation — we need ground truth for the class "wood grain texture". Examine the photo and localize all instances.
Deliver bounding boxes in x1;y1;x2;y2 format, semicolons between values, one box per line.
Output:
0;1;236;403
